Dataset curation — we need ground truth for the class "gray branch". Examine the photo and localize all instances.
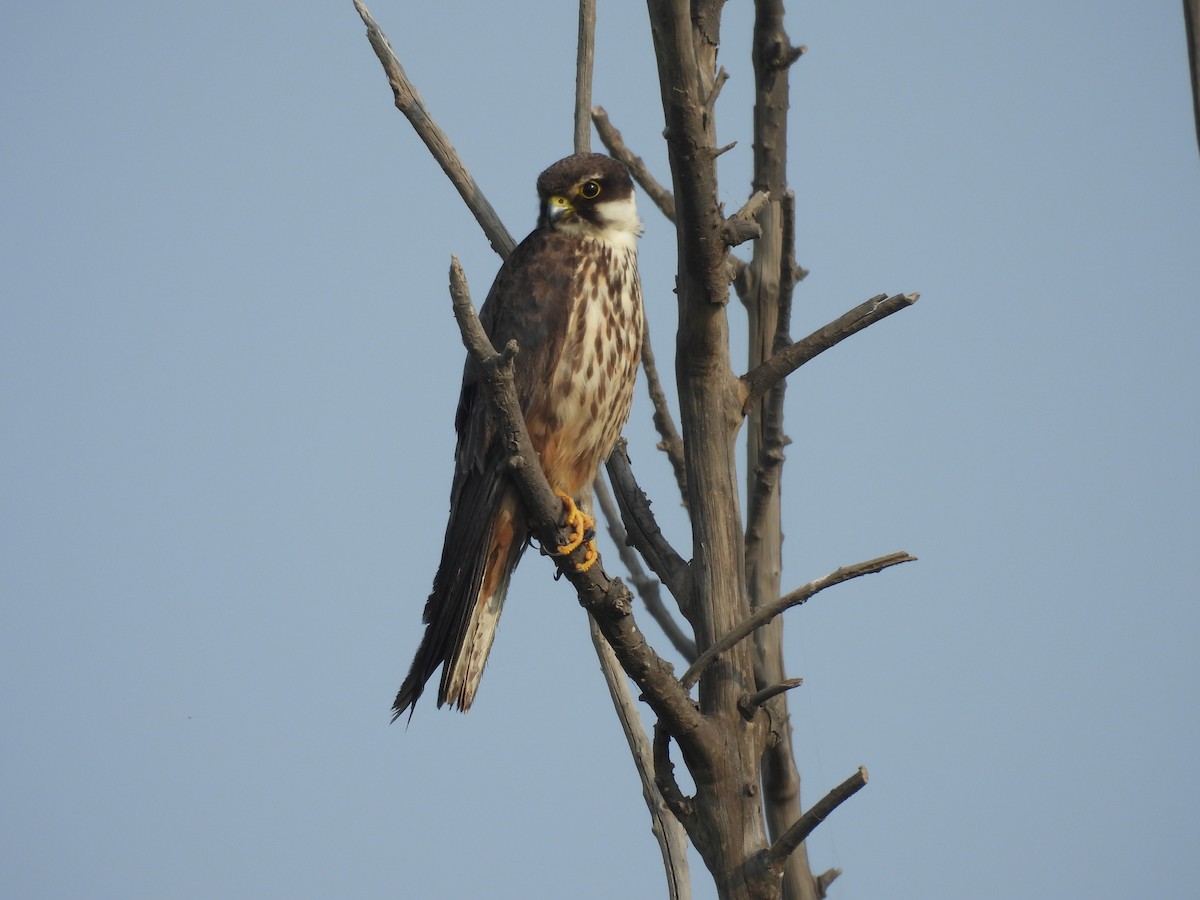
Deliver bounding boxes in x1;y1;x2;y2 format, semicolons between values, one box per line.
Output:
592;107;677;223
738;677;803;720
605;443;693;612
722;190;770;247
639;321;689;504
589;619;691;900
680;552;917;690
594;473;698;663
352;0;516;258
739;292;920;415
1186;0;1200;156
574;0;597;154
767;767;869;873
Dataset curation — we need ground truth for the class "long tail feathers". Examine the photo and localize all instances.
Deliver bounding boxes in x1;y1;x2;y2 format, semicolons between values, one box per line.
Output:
392;488;526;721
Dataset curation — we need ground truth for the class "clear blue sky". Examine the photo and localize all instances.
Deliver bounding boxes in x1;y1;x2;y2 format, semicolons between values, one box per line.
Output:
3;2;1197;898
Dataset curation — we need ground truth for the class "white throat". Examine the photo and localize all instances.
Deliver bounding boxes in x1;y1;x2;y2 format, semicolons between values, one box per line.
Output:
558;194;642;250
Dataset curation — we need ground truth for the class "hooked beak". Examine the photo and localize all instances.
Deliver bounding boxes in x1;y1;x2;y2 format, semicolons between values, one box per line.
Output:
546;194;574;223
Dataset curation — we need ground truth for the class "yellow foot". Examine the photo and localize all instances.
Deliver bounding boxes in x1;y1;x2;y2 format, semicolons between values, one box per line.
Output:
554;490;599;572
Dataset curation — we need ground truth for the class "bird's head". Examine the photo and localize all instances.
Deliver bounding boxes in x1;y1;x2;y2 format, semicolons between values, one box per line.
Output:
536;153;642;238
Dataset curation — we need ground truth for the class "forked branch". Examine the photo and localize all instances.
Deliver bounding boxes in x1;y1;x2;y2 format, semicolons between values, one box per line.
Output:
722;190;770;247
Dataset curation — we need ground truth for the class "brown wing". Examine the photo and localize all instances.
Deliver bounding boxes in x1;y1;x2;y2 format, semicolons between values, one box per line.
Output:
392;228;582;719
456;230;583;472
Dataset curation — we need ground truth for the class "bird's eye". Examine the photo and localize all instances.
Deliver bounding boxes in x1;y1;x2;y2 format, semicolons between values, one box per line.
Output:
580;180;601;199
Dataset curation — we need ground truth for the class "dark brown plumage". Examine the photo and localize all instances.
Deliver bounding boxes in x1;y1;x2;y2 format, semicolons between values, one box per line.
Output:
393;154;644;720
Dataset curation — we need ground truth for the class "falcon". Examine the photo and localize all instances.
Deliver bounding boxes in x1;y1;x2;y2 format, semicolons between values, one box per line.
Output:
393;153;644;720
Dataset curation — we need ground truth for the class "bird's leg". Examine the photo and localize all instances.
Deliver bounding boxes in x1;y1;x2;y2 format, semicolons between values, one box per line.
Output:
554;490;599;573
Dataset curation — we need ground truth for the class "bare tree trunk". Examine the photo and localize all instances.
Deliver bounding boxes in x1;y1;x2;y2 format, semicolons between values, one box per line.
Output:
355;1;919;897
647;3;777;896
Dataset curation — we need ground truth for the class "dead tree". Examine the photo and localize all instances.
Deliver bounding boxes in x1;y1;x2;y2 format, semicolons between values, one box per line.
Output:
354;2;918;898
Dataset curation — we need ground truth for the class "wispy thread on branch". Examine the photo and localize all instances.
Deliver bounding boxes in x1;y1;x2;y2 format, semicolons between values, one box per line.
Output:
680;552;917;690
740;291;920;414
767;767;869;873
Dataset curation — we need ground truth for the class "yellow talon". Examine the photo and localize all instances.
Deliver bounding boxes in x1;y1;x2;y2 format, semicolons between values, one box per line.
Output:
575;540;599;573
554;490;587;553
554;490;598;571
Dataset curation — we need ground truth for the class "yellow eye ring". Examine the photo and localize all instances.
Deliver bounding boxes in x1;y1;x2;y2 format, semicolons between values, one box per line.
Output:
580;180;601;199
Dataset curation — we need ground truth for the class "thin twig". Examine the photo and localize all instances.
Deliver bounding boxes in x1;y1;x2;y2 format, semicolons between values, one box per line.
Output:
680;552;916;690
605;441;692;610
767;767;869;873
738;677;803;720
702;66;729;120
353;0;516;258
594;474;698;662
816;868;842;897
739;292;920;415
588;619;691;900
640;320;688;503
592;107;677;223
1185;0;1200;157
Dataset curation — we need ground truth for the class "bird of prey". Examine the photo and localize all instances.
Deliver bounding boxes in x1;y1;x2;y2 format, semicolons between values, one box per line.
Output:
393;153;644;720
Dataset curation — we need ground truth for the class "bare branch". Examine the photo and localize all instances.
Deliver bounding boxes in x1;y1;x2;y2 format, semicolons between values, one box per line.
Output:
739;291;920;415
605;442;692;610
1186;0;1200;157
653;721;696;825
781;45;806;67
722;190;770;247
680;552;917;690
588;619;692;900
738;677;803;720
353;0;515;258
592;107;677;223
815;868;842;898
594;473;698;662
448;256;706;741
574;0;596;154
702;66;730;119
767;767;869;873
728;254;748;291
639;320;688;503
